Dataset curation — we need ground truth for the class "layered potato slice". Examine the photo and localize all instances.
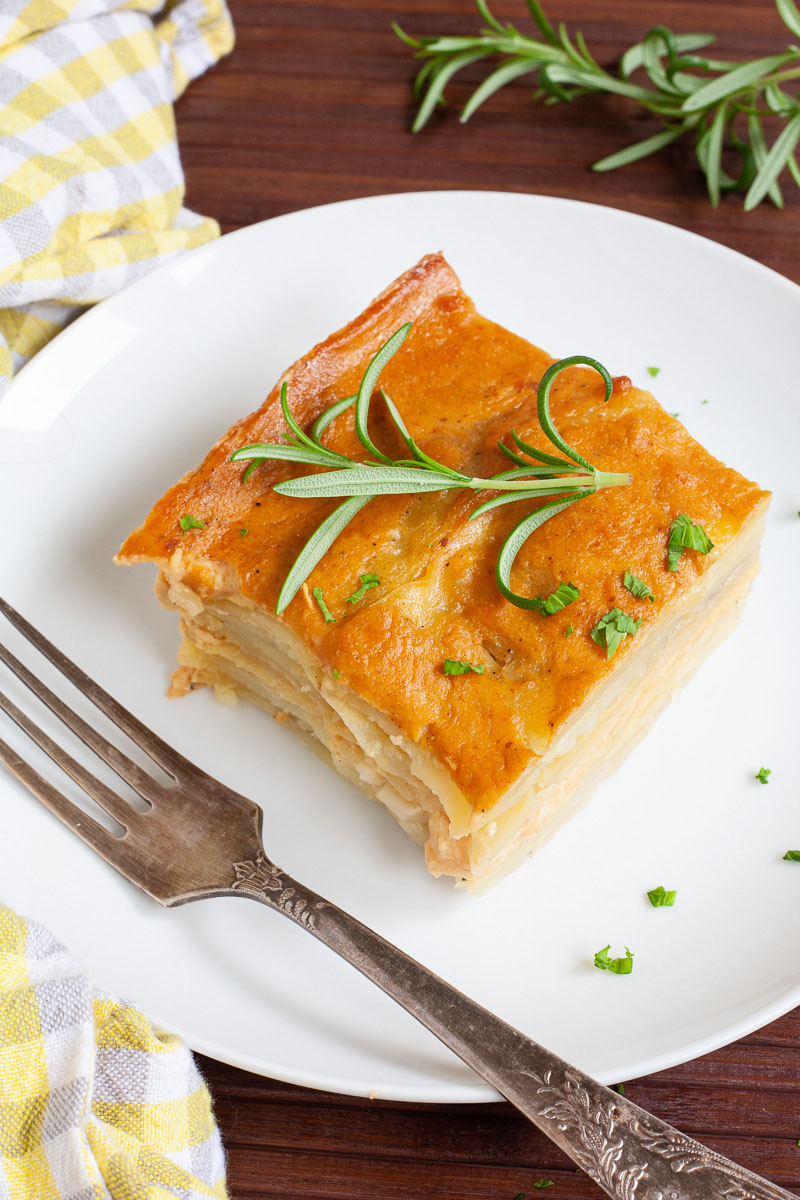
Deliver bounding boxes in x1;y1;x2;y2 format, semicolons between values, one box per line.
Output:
117;254;769;890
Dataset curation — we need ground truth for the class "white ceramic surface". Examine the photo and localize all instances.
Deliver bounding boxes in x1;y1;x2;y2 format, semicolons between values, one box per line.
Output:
1;191;798;1103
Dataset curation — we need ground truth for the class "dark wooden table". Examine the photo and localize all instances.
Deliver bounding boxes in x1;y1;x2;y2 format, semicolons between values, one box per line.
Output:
178;1;800;1195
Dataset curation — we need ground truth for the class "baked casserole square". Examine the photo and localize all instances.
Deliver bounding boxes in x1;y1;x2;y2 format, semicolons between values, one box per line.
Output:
118;254;769;889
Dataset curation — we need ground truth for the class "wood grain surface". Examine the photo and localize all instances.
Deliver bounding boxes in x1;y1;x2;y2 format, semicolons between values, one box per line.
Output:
177;1;800;1195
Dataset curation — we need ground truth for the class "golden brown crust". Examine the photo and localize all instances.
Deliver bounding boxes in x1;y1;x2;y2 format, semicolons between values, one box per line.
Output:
118;253;769;811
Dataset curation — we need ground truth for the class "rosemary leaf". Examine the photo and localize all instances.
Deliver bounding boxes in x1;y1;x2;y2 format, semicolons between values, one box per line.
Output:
275;465;467;498
354;322;412;462
745;109;800;210
276;497;372;615
593;124;687;173
777;0;800;38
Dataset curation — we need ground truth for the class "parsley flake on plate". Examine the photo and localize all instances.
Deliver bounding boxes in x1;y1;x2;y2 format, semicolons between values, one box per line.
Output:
647;366;661;377
783;851;800;861
615;1083;625;1095
756;767;771;785
346;573;380;603
332;668;341;680
623;570;654;603
443;659;484;675
594;945;634;974
647;886;677;907
532;581;579;616
563;623;574;638
179;514;205;532
590;608;642;659
666;513;714;571
312;587;336;623
533;1184;554;1191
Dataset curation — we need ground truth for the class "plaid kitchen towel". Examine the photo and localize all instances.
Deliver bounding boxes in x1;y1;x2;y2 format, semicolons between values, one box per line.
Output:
0;0;234;397
0;904;228;1198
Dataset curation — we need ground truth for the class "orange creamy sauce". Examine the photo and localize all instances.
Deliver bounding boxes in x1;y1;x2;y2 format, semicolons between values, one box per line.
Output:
119;255;768;810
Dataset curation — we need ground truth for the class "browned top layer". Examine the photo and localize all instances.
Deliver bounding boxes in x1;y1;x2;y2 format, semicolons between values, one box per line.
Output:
119;253;768;812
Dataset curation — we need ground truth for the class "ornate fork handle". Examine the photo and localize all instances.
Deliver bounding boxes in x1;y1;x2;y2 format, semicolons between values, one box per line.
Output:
227;853;791;1200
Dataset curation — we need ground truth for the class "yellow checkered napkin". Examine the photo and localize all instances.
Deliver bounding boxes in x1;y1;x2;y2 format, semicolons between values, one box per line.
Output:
0;0;234;396
0;905;228;1199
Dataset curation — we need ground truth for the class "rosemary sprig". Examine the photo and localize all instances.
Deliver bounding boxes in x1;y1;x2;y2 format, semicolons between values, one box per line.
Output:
230;325;631;614
394;0;800;210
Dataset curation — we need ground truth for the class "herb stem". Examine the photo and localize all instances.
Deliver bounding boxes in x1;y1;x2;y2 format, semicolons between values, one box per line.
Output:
470;469;631;492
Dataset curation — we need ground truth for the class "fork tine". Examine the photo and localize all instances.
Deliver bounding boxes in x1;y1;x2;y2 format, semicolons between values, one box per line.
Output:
0;688;140;828
0;597;193;780
0;640;166;806
0;733;129;865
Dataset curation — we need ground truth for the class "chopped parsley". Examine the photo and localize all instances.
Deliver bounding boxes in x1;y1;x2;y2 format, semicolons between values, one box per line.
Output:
332;668;341;680
647;886;677;908
594;945;634;974
701;399;709;405
666;513;714;571
755;767;771;785
563;623;574;638
623;570;655;603
346;573;380;603
533;1184;554;1191
532;581;579;616
590;608;642;659
443;659;484;675
669;411;680;418
179;514;205;532
647;366;661;377
312;587;336;623
240;527;248;537
615;1083;625;1095
783;851;800;861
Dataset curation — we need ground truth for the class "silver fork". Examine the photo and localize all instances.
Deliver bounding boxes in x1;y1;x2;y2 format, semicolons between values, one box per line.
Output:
0;595;793;1200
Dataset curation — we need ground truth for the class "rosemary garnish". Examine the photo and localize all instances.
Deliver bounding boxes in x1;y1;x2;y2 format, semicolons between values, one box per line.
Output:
395;0;800;210
231;325;631;614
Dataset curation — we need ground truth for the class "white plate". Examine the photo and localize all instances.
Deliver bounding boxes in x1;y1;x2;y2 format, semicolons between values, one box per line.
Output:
1;191;798;1103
